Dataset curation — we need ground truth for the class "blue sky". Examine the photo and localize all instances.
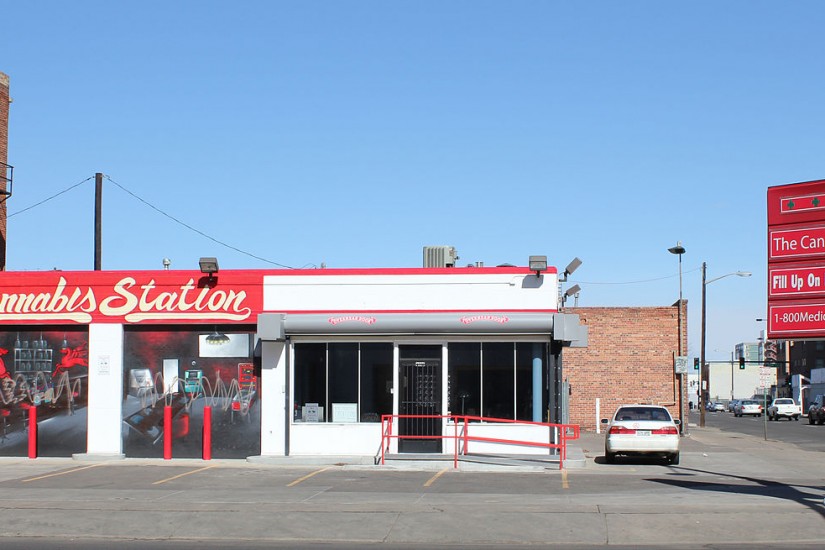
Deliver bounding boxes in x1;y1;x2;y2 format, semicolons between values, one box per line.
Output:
2;1;824;360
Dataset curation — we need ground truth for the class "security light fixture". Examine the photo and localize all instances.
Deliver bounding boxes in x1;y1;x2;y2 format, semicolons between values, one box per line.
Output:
668;242;686;256
560;257;582;282
529;255;548;277
562;284;581;307
199;257;219;275
162;258;171;270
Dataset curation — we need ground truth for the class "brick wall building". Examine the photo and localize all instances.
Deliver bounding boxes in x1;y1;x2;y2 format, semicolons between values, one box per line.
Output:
564;303;687;432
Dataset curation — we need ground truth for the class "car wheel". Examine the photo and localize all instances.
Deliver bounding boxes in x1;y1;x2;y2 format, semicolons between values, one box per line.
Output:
667;452;680;465
810;415;815;424
794;416;799;421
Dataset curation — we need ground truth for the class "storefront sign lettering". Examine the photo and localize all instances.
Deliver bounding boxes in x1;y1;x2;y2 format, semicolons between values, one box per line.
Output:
327;315;377;325
459;314;510;324
0;276;252;323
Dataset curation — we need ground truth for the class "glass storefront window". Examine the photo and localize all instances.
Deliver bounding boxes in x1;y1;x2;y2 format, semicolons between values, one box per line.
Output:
449;342;547;422
448;343;480;417
482;342;515;419
293;342;393;423
360;343;393;422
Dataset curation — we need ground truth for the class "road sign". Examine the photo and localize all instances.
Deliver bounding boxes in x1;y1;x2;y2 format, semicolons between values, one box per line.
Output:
675;356;688;374
759;366;773;388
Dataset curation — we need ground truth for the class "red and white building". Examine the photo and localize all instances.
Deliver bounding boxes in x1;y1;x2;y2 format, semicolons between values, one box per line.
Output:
0;264;588;460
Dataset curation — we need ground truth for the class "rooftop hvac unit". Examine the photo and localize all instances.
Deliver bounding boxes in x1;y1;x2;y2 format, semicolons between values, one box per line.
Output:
423;246;458;268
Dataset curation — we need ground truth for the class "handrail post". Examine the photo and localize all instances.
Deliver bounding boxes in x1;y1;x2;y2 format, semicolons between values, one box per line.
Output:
559;426;565;471
380;416;385;465
463;417;468;455
453;415;458;469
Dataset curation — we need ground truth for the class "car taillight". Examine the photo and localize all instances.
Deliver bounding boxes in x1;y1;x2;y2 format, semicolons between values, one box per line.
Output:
651;426;678;435
609;426;635;434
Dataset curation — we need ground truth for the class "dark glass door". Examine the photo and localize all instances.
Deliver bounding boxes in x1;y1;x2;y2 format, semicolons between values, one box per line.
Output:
398;345;442;453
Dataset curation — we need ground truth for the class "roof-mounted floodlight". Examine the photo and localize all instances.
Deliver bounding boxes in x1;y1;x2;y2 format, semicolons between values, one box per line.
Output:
529;255;548;278
199;257;219;275
560;257;582;282
565;284;581;298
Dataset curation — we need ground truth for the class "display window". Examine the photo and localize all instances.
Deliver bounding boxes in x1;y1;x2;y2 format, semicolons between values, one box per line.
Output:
448;342;547;421
0;328;89;457
293;342;393;423
122;326;260;458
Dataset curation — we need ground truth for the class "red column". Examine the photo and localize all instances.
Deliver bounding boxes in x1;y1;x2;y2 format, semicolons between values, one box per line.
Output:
163;405;172;460
27;406;37;459
202;406;212;461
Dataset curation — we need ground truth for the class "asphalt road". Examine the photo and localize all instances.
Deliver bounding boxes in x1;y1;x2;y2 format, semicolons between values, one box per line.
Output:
700;408;825;452
0;417;822;548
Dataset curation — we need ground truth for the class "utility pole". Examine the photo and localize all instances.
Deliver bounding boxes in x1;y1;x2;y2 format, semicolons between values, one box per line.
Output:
94;172;102;270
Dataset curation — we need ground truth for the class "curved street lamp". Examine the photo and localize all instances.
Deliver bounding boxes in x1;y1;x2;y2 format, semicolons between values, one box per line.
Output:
700;263;752;427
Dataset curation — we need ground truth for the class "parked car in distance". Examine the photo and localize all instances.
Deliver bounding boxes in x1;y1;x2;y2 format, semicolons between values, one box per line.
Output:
767;398;801;421
808;394;825;425
728;400;740;412
734;399;762;417
601;404;681;465
712;402;725;412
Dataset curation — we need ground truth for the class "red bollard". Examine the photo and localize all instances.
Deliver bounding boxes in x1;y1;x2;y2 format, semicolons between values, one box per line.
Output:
163;405;173;460
28;406;37;459
202;406;212;461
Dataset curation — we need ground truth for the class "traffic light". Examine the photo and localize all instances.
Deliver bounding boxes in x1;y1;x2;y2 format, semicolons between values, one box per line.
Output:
739;356;745;369
694;357;699;370
764;340;778;367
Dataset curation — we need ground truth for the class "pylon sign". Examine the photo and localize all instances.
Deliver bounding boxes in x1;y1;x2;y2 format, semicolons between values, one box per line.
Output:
768;179;825;339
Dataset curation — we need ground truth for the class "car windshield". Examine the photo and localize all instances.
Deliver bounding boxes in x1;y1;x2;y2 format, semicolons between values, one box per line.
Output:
775;399;793;404
614;407;671;422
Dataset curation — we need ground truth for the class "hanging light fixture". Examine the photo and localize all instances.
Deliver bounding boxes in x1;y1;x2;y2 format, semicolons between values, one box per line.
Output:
205;327;230;346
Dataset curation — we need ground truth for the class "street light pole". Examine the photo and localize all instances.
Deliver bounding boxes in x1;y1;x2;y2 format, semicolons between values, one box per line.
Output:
700;263;752;428
700;262;707;427
668;242;686;433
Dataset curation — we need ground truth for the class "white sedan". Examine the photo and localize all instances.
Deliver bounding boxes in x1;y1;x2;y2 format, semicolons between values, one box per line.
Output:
734;400;762;417
601;405;681;465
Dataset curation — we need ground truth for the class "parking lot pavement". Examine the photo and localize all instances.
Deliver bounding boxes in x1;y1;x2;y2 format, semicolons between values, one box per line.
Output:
0;424;822;547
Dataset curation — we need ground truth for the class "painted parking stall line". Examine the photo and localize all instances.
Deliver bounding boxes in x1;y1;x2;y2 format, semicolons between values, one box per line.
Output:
22;463;105;483
423;467;449;487
287;466;331;487
152;465;215;485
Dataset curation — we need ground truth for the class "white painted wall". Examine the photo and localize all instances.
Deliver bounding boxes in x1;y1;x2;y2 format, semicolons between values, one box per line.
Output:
260;340;286;455
290;423;383;456
86;323;124;455
452;423;557;455
263;272;558;312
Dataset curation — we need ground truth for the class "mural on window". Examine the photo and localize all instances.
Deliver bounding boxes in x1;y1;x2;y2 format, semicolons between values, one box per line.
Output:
0;329;89;457
122;327;260;459
293;342;393;423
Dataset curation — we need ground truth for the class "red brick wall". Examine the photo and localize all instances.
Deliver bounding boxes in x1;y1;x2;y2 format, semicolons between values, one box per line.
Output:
564;303;687;432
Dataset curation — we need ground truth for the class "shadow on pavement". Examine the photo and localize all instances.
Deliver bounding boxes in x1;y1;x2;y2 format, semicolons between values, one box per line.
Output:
646;466;825;519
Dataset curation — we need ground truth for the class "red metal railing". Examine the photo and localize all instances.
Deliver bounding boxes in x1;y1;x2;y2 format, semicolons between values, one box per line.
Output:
380;414;580;470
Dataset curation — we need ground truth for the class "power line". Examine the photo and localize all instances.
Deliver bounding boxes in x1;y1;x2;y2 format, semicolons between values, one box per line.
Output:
103;175;294;268
575;266;703;286
8;176;94;218
9;174;295;268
